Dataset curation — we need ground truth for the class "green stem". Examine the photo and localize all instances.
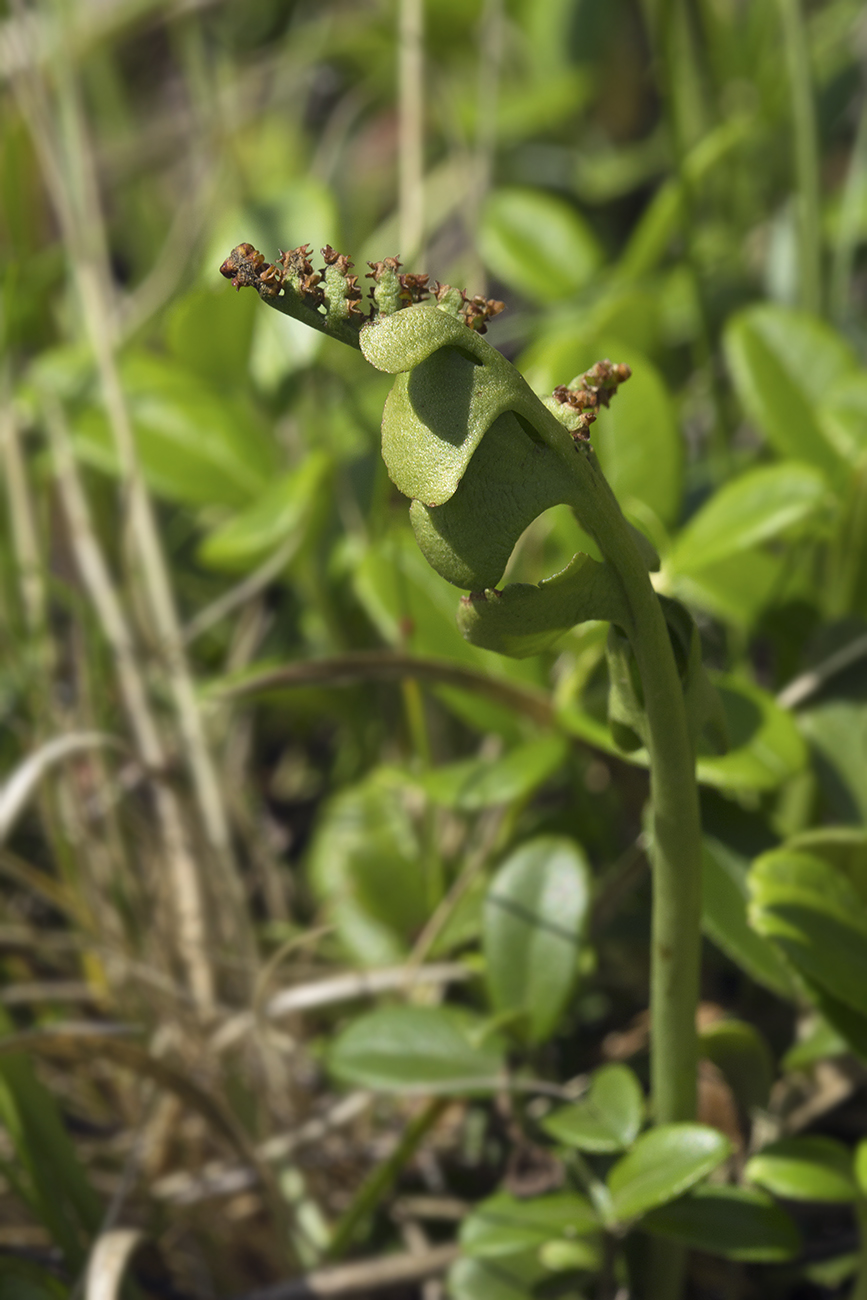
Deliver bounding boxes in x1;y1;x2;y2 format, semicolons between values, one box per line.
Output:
567;454;701;1127
327;1098;446;1260
779;0;822;316
264;289;364;351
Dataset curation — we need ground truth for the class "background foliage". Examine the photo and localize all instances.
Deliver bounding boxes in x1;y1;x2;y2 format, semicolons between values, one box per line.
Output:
3;0;867;1297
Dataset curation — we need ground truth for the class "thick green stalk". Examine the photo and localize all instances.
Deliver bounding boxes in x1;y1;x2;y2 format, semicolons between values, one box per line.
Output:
554;439;702;1128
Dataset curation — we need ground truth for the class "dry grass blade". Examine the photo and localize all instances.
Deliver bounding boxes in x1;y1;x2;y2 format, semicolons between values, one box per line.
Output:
0;732;126;844
227;1243;459;1300
0;1025;255;1166
84;1227;144;1300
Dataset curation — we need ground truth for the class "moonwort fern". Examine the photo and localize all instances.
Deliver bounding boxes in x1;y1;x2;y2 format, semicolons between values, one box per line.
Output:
222;240;725;1291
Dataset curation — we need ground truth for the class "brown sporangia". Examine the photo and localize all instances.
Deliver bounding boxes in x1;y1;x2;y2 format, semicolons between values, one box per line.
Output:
219;242;269;291
552;359;632;439
398;272;430;304
221;243;508;332
463;293;505;334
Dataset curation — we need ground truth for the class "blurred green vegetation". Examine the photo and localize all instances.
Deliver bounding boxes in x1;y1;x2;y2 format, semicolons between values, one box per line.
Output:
3;0;867;1296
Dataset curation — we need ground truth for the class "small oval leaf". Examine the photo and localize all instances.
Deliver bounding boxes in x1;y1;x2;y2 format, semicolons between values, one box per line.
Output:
642;1185;801;1262
483;837;591;1045
542;1063;645;1153
607;1124;733;1223
460;1191;598;1259
328;1005;505;1095
745;1137;857;1203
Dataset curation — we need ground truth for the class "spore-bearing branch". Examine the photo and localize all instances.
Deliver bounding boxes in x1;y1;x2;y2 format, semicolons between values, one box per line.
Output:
219;243;505;351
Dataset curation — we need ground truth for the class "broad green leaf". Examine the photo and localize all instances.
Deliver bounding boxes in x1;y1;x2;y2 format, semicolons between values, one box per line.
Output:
306;772;427;966
701;839;794;1000
745;1137;857;1203
559;678;807;796
542;1064;645;1153
642;1185;800;1262
798;701;867;824
696;677;808;792
698;1019;775;1113
460;1191;598;1258
198;452;333;572
448;1252;547;1300
668;463;827;575
670;548;789;629
480;187;602;303
73;353;278;507
327;1005;505;1094
606;1124;733;1224
483;837;591;1045
783;828;867;906
724;305;856;482
823;374;867;462
166;285;257;390
538;1238;602;1271
749;848;867;1018
420;735;568;811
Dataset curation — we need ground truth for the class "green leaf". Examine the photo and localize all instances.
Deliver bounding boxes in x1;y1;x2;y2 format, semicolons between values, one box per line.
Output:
198;452;333;572
306;772;427;966
420;735;569;811
745;1137;857;1203
798;701;867;825
606;1124;733;1224
480;187;603;303
539;1238;602;1271
701;838;795;1000
642;1185;800;1262
698;1019;775;1113
723;304;856;483
72;353;278;507
483;836;591;1045
668;463;828;575
696;677;808;792
542;1063;645;1153
448;1252;548;1300
327;1005;505;1094
166;285;257;390
460;1191;598;1258
748;848;867;1018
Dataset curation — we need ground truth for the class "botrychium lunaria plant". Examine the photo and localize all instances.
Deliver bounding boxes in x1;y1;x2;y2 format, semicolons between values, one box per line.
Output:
222;238;723;1299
